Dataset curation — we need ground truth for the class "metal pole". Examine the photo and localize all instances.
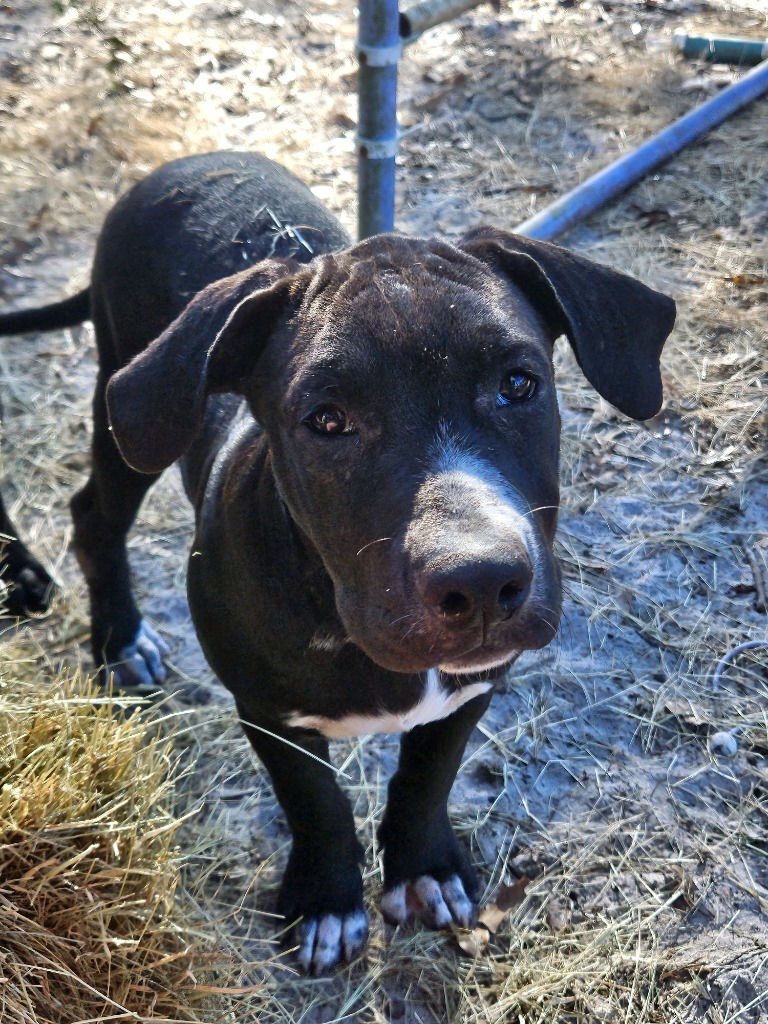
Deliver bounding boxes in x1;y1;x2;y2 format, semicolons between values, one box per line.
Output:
400;0;488;40
357;0;401;240
515;58;768;241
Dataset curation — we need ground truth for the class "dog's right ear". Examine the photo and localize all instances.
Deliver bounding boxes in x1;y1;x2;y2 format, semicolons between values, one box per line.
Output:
107;260;303;474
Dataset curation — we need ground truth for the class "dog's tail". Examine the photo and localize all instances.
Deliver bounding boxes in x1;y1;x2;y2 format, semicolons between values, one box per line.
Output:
0;288;91;336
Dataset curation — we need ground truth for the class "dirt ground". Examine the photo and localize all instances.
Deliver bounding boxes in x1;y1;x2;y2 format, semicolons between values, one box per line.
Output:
1;0;766;1020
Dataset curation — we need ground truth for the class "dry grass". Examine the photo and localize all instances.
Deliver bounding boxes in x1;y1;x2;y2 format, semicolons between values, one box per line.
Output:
0;0;767;1020
0;650;253;1022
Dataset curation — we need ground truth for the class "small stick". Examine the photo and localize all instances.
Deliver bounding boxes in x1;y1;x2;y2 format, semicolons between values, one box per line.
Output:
744;546;768;613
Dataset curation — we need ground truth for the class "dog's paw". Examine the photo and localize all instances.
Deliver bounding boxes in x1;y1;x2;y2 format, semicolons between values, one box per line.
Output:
1;555;55;616
108;621;170;691
379;811;479;931
294;909;369;974
278;848;367;973
382;873;475;929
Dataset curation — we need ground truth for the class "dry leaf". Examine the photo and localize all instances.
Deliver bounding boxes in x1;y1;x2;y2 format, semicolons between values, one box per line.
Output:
546;900;571;933
659;961;711;983
728;274;767;288
665;864;698;911
455;876;530;957
414;86;454;113
664;699;711;727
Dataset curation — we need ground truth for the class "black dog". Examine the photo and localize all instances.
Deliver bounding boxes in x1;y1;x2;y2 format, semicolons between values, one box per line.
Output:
0;151;675;971
0;490;54;615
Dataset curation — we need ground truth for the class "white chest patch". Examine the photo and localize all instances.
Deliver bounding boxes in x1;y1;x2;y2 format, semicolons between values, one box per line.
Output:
285;669;493;739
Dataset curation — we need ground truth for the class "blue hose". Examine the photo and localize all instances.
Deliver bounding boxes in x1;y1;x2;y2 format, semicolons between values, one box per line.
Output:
515;58;768;241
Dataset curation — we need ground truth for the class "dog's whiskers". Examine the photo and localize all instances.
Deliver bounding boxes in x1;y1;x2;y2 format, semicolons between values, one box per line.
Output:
399;612;432;643
523;505;559;518
356;536;392;557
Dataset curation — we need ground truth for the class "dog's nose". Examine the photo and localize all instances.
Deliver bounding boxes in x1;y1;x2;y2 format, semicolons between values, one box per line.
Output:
419;555;532;629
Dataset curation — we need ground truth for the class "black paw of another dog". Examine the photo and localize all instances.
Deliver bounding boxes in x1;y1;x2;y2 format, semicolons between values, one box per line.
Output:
0;545;55;617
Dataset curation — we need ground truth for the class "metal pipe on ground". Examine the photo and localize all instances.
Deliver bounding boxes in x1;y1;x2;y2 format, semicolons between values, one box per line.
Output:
357;0;400;239
514;57;768;241
674;30;768;66
400;0;489;40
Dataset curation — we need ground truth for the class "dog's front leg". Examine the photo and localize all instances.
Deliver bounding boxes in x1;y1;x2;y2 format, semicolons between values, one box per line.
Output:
237;707;368;973
379;690;493;930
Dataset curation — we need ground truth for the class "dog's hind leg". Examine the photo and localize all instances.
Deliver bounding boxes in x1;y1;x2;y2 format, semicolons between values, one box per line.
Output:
71;360;167;689
379;690;493;930
237;708;368;974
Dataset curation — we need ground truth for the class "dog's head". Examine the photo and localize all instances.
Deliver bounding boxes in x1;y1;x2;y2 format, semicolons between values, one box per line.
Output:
107;228;675;675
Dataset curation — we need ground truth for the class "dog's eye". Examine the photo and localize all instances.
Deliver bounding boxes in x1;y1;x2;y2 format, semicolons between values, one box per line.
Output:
497;371;537;406
304;405;354;436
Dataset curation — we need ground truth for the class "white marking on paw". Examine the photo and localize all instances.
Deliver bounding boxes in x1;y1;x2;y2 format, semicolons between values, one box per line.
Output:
441;874;474;927
295;910;369;974
296;918;318;973
286;669;492;738
110;621;169;691
381;882;408;925
343;909;369;960
382;874;474;930
414;876;453;928
311;915;343;973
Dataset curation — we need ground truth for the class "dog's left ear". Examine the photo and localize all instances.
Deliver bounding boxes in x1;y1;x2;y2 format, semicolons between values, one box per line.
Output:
459;226;676;420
